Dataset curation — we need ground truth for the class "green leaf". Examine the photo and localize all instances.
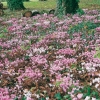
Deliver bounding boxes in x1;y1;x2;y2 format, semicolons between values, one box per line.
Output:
14;97;18;100
82;93;88;99
38;98;46;100
63;94;70;99
87;86;91;96
22;96;27;100
91;91;99;98
54;92;62;100
94;47;100;58
3;28;8;33
24;55;30;60
0;33;6;38
96;47;100;51
21;45;30;50
55;81;62;87
0;46;2;50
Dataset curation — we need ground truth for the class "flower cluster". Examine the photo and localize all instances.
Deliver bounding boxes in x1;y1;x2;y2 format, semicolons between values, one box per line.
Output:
0;9;100;99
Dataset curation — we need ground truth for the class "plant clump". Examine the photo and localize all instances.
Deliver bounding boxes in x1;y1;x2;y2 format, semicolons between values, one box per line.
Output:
7;0;26;10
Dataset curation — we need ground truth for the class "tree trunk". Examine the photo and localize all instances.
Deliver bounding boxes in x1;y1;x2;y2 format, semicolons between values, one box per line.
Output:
0;2;4;16
55;0;64;15
64;0;79;14
56;0;79;15
7;0;26;11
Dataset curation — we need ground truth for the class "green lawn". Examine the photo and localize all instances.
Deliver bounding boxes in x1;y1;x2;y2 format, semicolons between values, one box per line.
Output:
2;0;56;10
79;0;100;9
2;0;100;10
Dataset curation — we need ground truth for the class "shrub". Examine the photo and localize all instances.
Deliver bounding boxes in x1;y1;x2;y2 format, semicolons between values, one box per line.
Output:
64;0;79;14
7;0;26;10
23;0;30;1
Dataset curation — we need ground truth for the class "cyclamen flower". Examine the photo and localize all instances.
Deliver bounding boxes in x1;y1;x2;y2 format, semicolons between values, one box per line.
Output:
93;58;100;64
0;18;3;22
31;55;47;65
0;62;3;67
43;21;50;25
33;47;46;53
73;98;78;100
96;27;100;32
94;20;100;24
0;88;12;100
85;96;90;100
92;97;96;100
17;67;42;84
61;58;76;67
60;76;72;92
56;48;75;55
77;93;83;99
56;76;72;92
50;64;64;74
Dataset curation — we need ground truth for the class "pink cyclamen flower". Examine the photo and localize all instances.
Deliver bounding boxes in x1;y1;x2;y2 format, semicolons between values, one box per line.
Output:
77;93;83;99
96;27;100;32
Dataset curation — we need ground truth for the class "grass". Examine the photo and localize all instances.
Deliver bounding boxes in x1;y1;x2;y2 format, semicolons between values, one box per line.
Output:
1;0;100;18
2;0;100;10
2;0;56;10
79;0;100;9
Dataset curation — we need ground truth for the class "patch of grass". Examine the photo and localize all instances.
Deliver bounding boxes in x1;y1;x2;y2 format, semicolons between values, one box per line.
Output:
2;0;100;10
24;0;56;10
2;0;56;10
0;33;6;38
79;0;100;9
1;0;100;18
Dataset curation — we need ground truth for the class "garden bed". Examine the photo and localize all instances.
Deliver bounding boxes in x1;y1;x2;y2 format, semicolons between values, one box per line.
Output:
0;9;100;100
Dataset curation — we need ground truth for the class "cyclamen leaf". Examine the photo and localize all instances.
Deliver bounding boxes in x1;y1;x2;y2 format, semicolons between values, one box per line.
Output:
0;46;2;50
54;92;62;100
24;55;30;60
14;97;18;100
87;86;91;96
22;96;27;100
91;91;99;98
55;81;62;87
94;47;100;58
63;94;70;99
39;98;46;100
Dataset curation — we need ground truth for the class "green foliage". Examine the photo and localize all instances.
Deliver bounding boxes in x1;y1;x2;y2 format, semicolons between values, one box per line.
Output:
22;96;27;100
55;81;62;87
14;96;27;100
38;98;46;100
74;85;100;99
21;45;31;50
68;21;99;39
0;33;6;38
54;92;62;100
39;0;47;1
54;92;72;100
55;0;64;17
0;46;2;50
7;0;25;10
94;47;100;58
76;8;85;15
68;21;97;33
56;0;79;17
63;0;79;14
24;55;30;61
63;94;71;99
14;97;18;100
23;0;29;1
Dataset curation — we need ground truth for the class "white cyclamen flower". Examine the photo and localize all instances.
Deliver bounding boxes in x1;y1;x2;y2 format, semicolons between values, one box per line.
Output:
92;97;96;100
85;96;90;100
